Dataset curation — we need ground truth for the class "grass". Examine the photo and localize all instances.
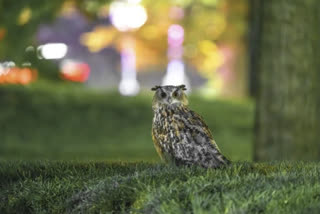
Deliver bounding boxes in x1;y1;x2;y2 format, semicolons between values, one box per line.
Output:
0;83;253;161
1;161;320;213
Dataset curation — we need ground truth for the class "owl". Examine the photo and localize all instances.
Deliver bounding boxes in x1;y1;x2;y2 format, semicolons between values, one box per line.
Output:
151;85;230;168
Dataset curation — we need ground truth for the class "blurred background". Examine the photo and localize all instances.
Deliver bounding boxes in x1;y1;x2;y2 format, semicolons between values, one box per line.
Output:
0;0;318;162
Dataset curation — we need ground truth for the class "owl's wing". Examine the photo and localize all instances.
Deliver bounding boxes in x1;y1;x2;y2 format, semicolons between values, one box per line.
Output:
172;108;230;167
188;110;218;149
152;127;166;161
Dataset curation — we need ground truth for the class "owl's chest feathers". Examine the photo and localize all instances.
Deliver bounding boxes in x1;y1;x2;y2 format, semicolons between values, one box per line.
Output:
152;106;190;144
154;106;181;127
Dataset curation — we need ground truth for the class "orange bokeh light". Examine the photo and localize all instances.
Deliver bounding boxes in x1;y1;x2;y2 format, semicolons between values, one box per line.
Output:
0;67;37;85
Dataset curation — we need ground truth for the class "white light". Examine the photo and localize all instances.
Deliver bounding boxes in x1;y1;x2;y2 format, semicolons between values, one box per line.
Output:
163;60;185;85
2;61;15;68
38;43;68;59
162;59;191;92
110;2;147;31
0;61;15;76
119;78;140;96
0;64;4;76
127;0;142;3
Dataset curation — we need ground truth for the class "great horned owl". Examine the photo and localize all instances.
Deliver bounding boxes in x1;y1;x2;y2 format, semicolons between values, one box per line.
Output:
151;85;230;168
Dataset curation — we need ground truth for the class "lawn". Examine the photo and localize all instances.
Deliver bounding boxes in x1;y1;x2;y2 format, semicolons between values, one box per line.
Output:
1;161;320;213
0;83;253;161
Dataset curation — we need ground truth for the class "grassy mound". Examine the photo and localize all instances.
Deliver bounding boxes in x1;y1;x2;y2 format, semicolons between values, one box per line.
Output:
1;161;319;213
0;83;253;161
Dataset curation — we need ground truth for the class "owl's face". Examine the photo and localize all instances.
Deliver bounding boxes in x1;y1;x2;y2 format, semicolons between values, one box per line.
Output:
151;85;188;110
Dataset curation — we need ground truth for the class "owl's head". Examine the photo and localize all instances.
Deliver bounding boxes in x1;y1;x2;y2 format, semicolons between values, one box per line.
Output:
151;85;188;110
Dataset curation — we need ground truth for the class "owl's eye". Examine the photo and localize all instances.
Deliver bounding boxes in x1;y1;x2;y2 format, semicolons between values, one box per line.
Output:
172;91;179;98
160;92;167;98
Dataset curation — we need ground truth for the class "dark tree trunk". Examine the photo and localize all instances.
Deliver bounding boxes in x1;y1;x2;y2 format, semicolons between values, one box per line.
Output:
248;0;263;97
254;0;320;161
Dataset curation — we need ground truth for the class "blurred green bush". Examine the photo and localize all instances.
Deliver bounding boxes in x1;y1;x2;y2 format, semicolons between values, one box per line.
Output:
0;83;253;161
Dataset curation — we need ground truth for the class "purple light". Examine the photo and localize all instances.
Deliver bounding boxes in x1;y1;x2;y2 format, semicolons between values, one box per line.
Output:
167;46;183;59
168;24;184;47
119;40;140;96
121;46;136;79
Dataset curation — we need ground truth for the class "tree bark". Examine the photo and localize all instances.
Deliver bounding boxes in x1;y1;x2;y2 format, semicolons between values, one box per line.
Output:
248;0;263;97
254;0;320;161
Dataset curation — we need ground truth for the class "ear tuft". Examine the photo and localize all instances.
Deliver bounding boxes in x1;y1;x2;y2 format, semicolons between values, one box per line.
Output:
178;84;187;91
151;85;161;91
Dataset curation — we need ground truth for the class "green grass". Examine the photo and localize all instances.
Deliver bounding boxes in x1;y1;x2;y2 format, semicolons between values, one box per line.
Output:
1;161;320;213
0;83;253;161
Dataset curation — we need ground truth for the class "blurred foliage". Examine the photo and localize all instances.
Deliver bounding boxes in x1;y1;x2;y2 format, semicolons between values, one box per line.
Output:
0;0;65;80
0;83;253;161
1;161;320;213
0;0;64;62
0;0;248;86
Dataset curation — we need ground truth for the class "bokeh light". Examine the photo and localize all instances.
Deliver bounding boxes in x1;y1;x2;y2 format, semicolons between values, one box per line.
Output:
80;26;116;52
38;43;68;60
168;24;184;47
119;42;140;96
60;59;90;82
110;1;147;32
162;59;190;90
163;24;190;90
110;0;148;96
17;7;32;25
0;62;37;85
